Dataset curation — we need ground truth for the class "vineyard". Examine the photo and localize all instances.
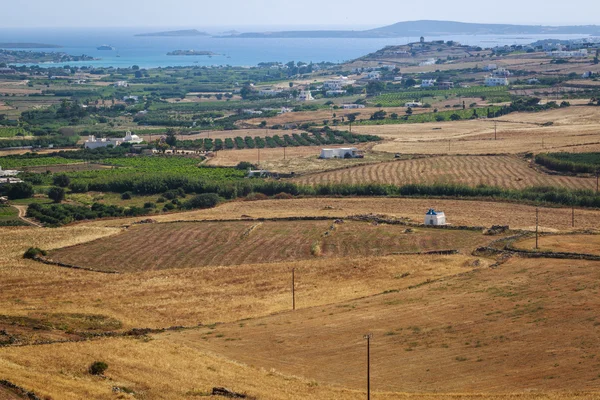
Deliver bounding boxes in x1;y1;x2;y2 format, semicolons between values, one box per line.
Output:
48;220;490;272
294;155;598;191
371;86;511;107
535;152;600;174
176;130;381;151
0;126;28;138
0;155;83;169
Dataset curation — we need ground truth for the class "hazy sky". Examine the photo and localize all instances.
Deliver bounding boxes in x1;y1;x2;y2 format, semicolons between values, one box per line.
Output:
2;0;599;29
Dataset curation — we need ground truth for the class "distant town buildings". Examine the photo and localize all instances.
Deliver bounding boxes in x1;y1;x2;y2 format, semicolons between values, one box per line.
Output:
114;81;129;87
323;76;355;90
84;131;143;149
546;49;588;58
297;90;314;102
485;76;509;87
421;79;436;88
319;148;363;159
405;102;423;108
342;104;365;109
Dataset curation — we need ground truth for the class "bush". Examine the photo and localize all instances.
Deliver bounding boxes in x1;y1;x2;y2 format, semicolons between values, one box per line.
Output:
245;192;269;201
69;182;89;193
273;192;294;200
89;361;108;376
52;174;71;187
183;193;221;209
163;202;175;211
121;191;132;200
48;187;66;203
156;196;166;203
236;161;256;170
143;202;156;209
23;247;47;259
4;182;34;200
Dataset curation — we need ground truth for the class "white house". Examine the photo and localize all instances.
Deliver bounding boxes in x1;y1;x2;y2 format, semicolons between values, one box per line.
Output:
492;68;511;77
483;64;498;71
421;79;436;88
114;81;129;87
123;95;139;102
405;102;423;107
547;49;588;58
419;58;437;66
342;104;365;109
323;76;355;90
319;148;363;159
297;90;314;102
424;208;446;226
259;89;283;97
366;71;381;80
84;131;143;149
394;76;403;81
485;76;509;87
326;90;347;96
0;166;20;177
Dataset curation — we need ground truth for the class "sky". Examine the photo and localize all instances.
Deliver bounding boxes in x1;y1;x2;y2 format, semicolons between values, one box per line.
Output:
1;0;599;29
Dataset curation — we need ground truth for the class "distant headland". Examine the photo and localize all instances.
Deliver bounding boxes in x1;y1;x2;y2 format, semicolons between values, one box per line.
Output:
0;43;63;49
135;29;210;37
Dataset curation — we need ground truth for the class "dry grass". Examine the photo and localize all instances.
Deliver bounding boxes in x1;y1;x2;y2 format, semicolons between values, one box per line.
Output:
352;107;600;155
82;197;600;233
514;234;600;254
171;256;600;393
293;155;597;190
48;220;492;272
0;225;482;329
205;145;320;167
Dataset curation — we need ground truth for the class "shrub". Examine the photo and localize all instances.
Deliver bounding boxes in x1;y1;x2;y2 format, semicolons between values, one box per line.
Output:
23;247;47;259
52;174;71;187
236;161;256;170
143;202;156;209
156;196;166;203
48;187;66;203
273;192;294;200
163;202;175;211
89;361;108;375
121;191;132;200
245;192;269;201
183;193;221;209
69;182;89;193
4;182;34;200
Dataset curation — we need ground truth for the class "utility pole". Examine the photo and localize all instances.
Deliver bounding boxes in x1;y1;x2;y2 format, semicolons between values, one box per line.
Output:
284;145;287;160
257;147;260;165
363;334;372;400
572;205;575;228
292;268;295;311
535;207;539;250
494;121;497;140
596;169;599;194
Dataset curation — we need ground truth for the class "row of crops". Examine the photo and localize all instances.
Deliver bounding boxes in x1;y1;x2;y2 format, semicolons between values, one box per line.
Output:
358;106;504;125
0;126;29;138
371;86;511;107
175;131;381;151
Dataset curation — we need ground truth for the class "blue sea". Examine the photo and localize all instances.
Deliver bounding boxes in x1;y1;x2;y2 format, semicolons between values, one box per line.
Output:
0;27;592;68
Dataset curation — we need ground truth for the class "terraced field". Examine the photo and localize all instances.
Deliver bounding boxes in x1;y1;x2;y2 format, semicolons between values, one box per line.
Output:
294;155;597;190
515;234;600;255
49;220;491;272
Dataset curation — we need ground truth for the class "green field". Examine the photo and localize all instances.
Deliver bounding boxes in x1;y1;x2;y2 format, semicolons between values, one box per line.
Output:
371;86;511;107
357;106;503;125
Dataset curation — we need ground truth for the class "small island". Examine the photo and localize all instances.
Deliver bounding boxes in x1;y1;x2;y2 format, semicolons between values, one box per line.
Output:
135;29;210;37
167;50;218;56
0;49;97;64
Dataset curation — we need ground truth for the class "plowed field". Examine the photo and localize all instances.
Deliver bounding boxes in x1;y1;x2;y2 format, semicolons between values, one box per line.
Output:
49;220;491;273
294;155;597;190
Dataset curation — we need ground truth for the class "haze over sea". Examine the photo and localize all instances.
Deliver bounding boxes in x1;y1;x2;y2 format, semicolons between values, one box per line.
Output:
0;27;592;68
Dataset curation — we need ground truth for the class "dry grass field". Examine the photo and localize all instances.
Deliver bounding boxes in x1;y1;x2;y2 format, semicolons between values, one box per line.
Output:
515;234;600;255
169;256;600;394
293;155;598;190
48;220;493;273
353;107;600;155
82;197;600;232
205;145;320;167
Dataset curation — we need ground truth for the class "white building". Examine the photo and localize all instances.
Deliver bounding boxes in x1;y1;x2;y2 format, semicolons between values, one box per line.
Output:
547;49;588;58
342;104;365;109
424;208;446;226
297;90;314;102
421;79;436;87
114;81;129;87
419;58;437;66
492;68;511;77
366;71;381;80
326;90;347;96
394;76;403;81
484;64;498;71
485;76;509;86
0;177;24;186
242;109;263;115
0;166;20;177
259;89;283;96
405;102;423;107
319;147;363;159
323;76;355;90
84;131;143;149
123;95;139;102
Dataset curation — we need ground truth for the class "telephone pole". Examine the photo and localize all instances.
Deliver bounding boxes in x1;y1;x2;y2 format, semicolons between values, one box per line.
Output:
292;268;295;311
535;207;539;250
363;334;372;400
494;121;497;140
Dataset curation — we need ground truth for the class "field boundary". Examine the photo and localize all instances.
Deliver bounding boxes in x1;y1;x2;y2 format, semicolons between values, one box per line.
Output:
32;255;120;274
0;379;42;400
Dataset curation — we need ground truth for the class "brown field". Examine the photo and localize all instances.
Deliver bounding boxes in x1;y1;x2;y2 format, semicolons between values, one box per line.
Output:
170;256;600;394
205;145;322;167
353;107;600;155
49;220;492;273
83;197;600;232
515;234;600;255
293;155;597;190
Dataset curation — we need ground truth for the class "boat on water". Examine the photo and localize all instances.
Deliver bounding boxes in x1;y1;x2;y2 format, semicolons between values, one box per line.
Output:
97;45;115;50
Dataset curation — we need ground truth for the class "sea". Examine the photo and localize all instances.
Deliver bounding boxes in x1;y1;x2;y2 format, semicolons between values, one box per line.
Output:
0;27;592;69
